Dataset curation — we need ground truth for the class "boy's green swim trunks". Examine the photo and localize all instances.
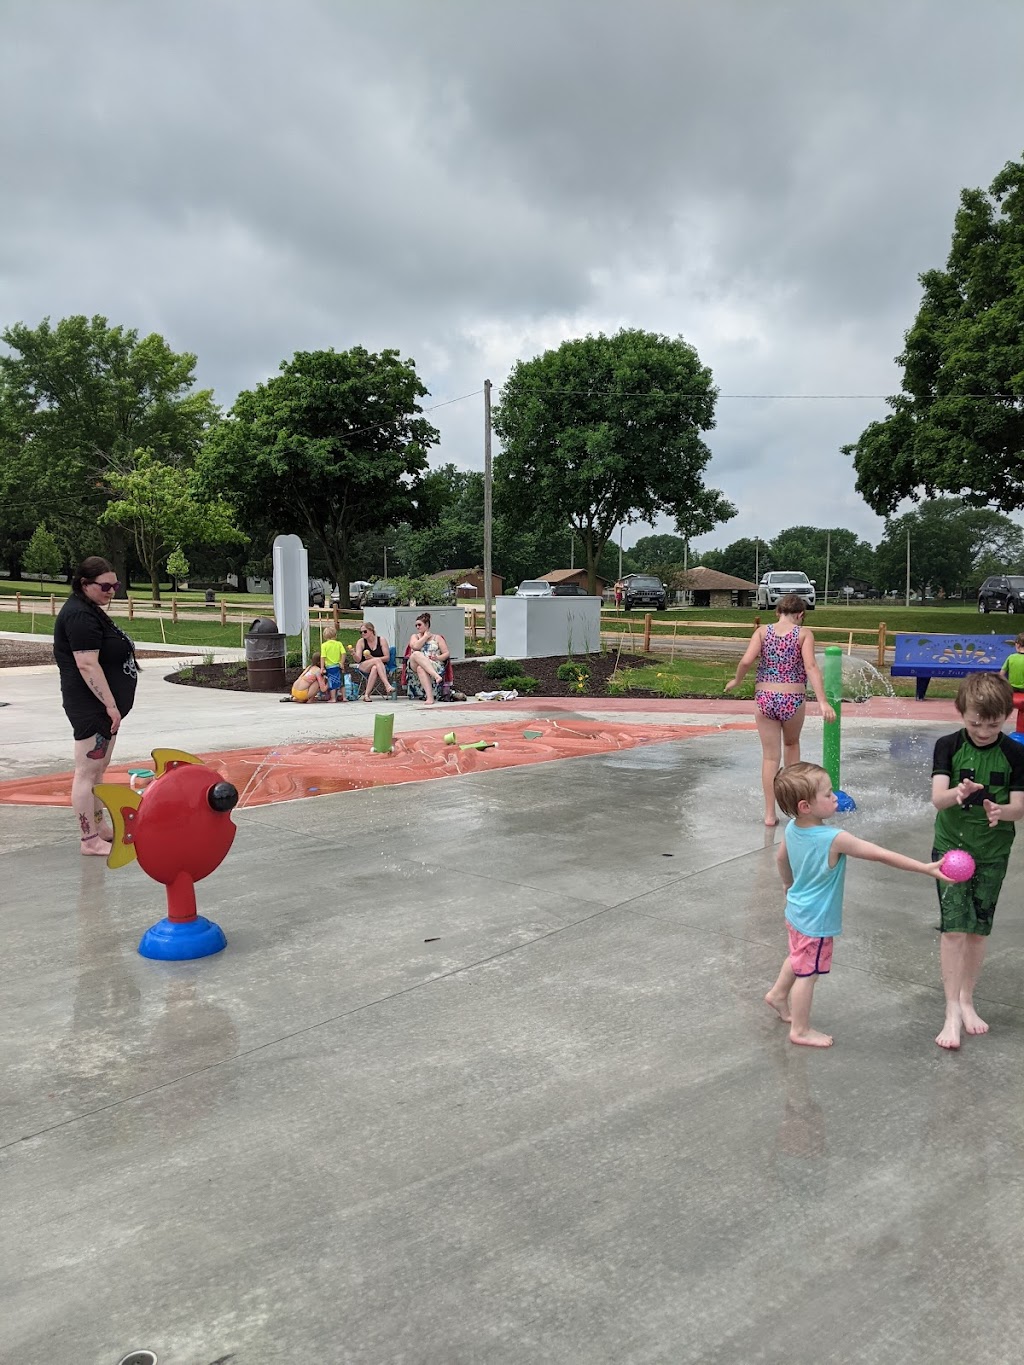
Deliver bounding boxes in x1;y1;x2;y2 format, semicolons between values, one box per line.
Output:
931;848;1008;936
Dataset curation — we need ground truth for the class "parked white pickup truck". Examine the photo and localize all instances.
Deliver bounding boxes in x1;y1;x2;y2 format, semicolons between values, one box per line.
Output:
756;571;816;611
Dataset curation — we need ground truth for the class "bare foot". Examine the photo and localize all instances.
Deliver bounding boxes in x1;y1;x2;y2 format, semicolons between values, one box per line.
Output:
764;990;792;1023
80;835;112;857
960;1002;989;1036
790;1028;833;1048
935;1009;962;1050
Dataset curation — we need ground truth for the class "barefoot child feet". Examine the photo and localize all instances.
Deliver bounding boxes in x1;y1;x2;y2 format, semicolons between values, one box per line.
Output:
766;763;951;1048
929;674;1024;1050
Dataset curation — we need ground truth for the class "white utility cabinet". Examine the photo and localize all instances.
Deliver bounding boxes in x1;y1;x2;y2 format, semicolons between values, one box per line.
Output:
495;596;601;660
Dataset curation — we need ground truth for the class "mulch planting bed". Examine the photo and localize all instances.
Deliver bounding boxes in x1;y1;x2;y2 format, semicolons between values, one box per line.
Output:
0;639;181;668
165;652;653;699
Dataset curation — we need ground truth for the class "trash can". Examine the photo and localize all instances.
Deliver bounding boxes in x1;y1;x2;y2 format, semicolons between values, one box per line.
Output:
245;617;287;692
204;588;215;605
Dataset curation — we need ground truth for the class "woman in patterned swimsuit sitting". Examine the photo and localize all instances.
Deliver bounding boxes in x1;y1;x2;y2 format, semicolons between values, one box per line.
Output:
725;594;835;826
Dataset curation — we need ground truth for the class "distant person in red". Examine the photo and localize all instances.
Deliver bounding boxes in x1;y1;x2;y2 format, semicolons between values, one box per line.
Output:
52;557;139;856
614;580;623;610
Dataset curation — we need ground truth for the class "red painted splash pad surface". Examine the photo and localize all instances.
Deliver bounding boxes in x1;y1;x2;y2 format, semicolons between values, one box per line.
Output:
0;718;755;810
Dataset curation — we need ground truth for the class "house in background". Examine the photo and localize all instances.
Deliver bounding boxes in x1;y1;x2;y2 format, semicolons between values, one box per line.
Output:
540;568;608;594
675;566;758;609
428;568;504;598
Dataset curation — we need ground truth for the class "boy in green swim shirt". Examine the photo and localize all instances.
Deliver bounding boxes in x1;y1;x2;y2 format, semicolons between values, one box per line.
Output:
999;632;1024;733
931;672;1024;1050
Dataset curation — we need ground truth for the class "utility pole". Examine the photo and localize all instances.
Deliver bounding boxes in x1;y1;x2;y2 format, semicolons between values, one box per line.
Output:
483;379;493;642
383;545;388;580
824;531;831;607
570;530;574;570
905;530;911;608
754;537;759;584
618;526;623;580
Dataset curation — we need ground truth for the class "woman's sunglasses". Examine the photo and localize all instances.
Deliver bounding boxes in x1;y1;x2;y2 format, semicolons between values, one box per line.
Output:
92;580;120;593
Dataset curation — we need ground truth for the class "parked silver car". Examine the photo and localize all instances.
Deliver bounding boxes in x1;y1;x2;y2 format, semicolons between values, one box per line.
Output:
516;579;554;597
756;571;816;611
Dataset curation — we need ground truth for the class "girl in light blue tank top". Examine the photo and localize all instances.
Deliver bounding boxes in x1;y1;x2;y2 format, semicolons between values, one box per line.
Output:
764;762;949;1049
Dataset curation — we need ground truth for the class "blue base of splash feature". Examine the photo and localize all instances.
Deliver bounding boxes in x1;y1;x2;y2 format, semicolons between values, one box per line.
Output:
835;790;857;813
138;916;227;961
1008;732;1024;746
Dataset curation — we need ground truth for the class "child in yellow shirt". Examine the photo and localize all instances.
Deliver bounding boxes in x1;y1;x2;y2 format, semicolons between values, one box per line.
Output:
321;625;346;703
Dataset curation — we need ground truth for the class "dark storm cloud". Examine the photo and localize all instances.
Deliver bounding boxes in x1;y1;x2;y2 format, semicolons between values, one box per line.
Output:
3;0;1024;550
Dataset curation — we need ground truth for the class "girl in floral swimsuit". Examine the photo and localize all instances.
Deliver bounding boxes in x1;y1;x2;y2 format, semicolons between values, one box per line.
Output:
725;594;835;826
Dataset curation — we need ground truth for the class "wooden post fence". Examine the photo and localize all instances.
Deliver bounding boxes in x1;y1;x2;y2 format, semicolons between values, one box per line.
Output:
128;598;135;621
15;592;20;613
172;597;178;624
220;599;227;627
643;612;652;653
49;594;56;616
877;622;887;669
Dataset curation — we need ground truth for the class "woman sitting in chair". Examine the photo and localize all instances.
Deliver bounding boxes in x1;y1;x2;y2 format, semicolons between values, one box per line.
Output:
407;612;450;705
354;621;394;701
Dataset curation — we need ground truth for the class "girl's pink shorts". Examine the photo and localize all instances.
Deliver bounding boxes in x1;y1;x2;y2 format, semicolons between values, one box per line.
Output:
787;926;833;976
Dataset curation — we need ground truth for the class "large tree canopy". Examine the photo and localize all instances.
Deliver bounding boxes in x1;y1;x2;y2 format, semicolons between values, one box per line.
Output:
767;526;876;598
99;450;245;601
0;315;217;575
492;328;735;592
846;155;1024;515
196;347;439;605
875;498;1024;599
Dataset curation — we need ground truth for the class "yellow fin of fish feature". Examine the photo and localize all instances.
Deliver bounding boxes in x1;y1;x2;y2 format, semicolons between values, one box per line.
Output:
151;748;202;777
92;784;143;869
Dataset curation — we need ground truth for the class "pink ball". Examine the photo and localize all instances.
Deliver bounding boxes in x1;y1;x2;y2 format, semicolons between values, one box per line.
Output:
940;849;976;883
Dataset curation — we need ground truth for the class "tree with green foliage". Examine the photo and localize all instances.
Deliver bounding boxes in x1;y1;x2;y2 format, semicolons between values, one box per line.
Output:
712;537;772;583
768;526;876;600
99;451;244;601
845;155;1024;516
493;329;734;593
630;533;690;571
0;315;218;581
22;523;62;584
875;498;1024;599
166;547;190;591
196;347;438;606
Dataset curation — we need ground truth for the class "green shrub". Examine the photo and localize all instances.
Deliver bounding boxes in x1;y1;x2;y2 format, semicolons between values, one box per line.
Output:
513;675;541;693
556;660;590;682
482;656;525;679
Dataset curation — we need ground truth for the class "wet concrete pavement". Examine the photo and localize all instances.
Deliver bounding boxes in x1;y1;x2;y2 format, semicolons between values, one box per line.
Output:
2;663;1024;1363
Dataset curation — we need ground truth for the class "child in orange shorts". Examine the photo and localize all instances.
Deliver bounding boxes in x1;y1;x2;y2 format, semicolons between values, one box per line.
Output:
764;762;949;1048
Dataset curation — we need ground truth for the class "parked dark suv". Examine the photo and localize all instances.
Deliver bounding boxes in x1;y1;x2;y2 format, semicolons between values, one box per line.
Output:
622;573;667;611
978;575;1024;614
360;581;400;607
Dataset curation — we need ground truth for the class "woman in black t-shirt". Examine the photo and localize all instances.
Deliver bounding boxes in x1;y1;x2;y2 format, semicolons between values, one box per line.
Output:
53;556;139;856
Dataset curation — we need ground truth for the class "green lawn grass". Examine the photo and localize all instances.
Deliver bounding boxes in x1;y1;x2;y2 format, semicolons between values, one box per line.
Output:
0;609;362;655
600;604;1002;639
607;655;963;700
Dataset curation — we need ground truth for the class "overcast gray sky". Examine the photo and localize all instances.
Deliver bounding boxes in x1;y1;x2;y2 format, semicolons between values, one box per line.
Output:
3;0;1023;554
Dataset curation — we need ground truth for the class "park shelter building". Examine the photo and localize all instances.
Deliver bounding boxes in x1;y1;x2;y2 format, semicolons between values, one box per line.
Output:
540;568;608;594
676;567;758;609
429;568;504;598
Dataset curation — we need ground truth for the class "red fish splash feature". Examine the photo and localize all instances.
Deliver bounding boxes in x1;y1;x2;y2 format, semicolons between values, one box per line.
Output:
94;748;238;960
